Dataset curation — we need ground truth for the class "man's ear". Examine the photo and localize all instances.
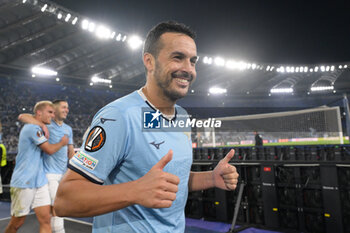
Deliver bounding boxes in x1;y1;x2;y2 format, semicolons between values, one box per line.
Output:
143;53;155;73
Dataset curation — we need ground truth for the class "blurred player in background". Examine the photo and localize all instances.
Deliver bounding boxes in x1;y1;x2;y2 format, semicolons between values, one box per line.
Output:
17;100;73;233
5;101;68;233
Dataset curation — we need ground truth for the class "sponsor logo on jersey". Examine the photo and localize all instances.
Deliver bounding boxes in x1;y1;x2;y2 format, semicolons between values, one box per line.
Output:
100;117;116;124
74;151;99;170
84;126;106;152
149;141;165;149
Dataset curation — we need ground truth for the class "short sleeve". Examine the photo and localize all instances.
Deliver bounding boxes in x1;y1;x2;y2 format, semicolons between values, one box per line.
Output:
68;106;128;184
29;125;47;145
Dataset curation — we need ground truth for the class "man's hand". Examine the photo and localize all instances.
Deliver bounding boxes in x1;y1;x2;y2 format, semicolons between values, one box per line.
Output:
133;150;180;208
60;135;69;146
212;149;239;190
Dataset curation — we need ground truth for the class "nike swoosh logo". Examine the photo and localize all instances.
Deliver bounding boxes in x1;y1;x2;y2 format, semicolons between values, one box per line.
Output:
100;118;116;124
150;141;165;150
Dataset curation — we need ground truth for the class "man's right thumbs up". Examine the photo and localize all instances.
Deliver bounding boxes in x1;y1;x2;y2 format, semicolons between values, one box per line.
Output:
152;150;173;170
133;149;180;209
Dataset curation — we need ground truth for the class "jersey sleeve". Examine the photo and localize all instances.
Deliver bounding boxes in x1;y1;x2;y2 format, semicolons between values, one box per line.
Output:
29;125;48;145
68;106;129;185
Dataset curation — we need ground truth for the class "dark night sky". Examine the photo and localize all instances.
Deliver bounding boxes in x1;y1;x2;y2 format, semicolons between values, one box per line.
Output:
52;0;350;64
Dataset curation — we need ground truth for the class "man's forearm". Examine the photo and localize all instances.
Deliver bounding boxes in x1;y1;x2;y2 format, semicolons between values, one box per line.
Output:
188;171;214;192
54;172;137;217
18;113;43;126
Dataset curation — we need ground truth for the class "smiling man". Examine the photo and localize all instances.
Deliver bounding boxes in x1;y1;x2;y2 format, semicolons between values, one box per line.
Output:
54;21;239;233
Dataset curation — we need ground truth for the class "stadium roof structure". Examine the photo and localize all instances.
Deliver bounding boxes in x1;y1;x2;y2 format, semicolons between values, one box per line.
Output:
1;0;350;97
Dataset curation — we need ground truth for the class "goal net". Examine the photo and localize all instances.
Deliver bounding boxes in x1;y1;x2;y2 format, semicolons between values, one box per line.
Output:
192;106;343;147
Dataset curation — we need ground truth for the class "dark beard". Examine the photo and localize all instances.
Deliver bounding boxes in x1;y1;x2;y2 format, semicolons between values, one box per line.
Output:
154;64;192;102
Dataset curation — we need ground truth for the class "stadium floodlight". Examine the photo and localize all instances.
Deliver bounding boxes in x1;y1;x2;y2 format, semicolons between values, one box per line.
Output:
96;25;111;39
88;22;96;32
31;66;57;76
90;82;93;86
296;67;299;73
110;31;116;39
326;66;330;72
56;78;60;82
191;89;194;93
270;66;274;71
65;13;71;22
320;66;325;72
203;56;213;65
127;35;143;50
270;88;293;94
41;4;48;12
116;33;122;41
82;19;89;30
304;66;308;72
311;86;334;92
214;57;225;67
209;87;227;94
22;0;27;3
109;85;113;88
72;17;78;25
339;65;343;69
266;65;271;71
57;13;62;19
310;69;314;72
251;63;257;70
225;60;236;69
122;35;127;42
238;61;247;70
314;66;319;72
91;76;112;84
331;66;335;71
344;65;348;68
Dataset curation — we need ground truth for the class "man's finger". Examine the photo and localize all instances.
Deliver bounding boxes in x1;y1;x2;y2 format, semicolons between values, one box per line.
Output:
220;165;237;175
222;149;235;163
164;173;180;185
152;150;173;170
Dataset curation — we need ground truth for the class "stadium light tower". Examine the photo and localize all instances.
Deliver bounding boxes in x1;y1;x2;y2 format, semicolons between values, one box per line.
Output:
31;66;57;76
209;87;227;95
270;87;293;94
310;86;334;92
127;35;143;50
91;76;112;84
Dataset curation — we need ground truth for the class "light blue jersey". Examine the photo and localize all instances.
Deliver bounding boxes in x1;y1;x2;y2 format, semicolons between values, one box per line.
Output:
11;124;48;188
43;121;73;174
69;90;193;233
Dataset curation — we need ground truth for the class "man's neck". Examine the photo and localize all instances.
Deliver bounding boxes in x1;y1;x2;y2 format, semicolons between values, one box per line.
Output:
34;115;44;125
142;85;175;116
54;118;63;126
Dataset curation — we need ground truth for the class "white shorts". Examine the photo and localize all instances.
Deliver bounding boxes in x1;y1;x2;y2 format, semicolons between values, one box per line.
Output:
46;173;63;205
10;184;50;217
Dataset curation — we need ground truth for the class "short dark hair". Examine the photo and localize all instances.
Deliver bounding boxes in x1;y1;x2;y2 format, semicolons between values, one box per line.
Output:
52;99;67;106
143;21;196;58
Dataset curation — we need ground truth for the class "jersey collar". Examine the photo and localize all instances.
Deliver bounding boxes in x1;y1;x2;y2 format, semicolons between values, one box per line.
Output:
137;88;177;121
